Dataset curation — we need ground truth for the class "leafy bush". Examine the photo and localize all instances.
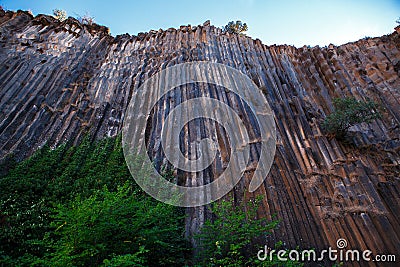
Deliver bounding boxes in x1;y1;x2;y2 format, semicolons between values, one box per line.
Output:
0;143;69;262
53;9;67;21
0;136;190;266
42;183;189;266
223;20;248;34
0;134;306;266
195;198;302;266
322;97;381;139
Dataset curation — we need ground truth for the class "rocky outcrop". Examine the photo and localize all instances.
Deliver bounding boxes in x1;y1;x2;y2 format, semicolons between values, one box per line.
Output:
1;9;399;264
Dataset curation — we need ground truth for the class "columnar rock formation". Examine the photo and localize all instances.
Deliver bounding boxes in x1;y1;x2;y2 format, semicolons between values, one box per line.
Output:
1;9;399;264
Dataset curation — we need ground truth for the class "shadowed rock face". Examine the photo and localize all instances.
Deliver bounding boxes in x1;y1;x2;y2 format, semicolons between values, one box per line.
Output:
1;9;400;261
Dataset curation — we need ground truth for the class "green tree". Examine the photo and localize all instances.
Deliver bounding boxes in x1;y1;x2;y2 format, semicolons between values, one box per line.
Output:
223;20;248;34
0;136;190;266
53;9;67;21
195;198;302;266
0;143;69;263
42;182;189;266
322;97;382;139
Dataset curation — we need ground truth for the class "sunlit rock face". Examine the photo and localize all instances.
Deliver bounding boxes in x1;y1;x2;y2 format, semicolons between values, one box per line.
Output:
1;9;399;260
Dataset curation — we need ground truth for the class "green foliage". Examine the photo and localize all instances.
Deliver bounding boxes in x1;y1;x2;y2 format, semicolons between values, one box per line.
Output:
102;250;148;267
53;9;67;21
0;143;69;262
195;197;302;266
223;20;248;34
322;97;382;139
0;134;306;266
0;135;190;266
42;183;189;266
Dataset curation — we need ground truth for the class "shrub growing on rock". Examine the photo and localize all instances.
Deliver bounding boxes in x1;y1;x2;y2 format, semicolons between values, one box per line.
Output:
223;20;248;34
322;97;382;139
53;9;67;21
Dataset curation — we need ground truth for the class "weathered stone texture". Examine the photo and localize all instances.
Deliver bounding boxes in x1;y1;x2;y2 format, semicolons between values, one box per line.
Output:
1;10;399;264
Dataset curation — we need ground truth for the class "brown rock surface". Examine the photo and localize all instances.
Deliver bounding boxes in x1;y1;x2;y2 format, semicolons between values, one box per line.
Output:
1;10;399;264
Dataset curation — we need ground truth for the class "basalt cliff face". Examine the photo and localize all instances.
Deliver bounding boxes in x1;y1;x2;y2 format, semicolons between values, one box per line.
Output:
1;9;400;264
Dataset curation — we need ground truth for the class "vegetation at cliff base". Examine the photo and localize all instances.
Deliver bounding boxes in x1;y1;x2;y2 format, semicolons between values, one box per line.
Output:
0;136;190;266
1;136;304;266
322;97;382;139
195;198;302;266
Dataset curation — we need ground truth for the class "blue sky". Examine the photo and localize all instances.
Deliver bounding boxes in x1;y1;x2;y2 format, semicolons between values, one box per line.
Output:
1;0;399;47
